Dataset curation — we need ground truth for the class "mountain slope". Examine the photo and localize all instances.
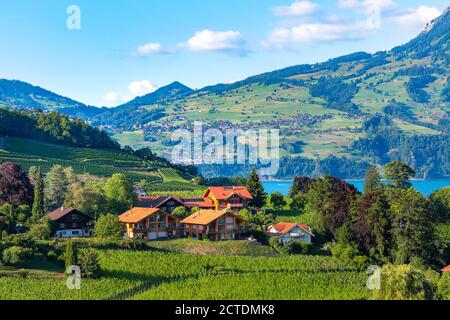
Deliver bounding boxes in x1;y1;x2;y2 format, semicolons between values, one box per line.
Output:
0;79;104;119
90;81;193;129
107;8;449;179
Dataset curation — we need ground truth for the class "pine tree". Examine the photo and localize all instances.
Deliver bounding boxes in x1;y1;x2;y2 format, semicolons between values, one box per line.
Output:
45;165;68;210
65;240;78;272
246;170;267;208
31;167;45;222
364;166;382;194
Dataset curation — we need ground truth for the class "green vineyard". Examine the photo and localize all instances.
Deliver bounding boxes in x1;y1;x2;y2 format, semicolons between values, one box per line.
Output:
0;137;163;182
0;248;369;300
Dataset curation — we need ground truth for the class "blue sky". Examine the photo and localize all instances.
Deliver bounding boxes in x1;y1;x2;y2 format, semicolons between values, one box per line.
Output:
0;0;447;107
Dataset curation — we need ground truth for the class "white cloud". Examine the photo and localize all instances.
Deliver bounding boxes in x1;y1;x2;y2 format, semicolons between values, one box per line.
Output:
103;92;124;105
338;0;396;13
273;1;318;17
128;80;158;97
263;20;373;47
102;80;159;107
179;29;246;55
393;6;441;29
134;42;173;56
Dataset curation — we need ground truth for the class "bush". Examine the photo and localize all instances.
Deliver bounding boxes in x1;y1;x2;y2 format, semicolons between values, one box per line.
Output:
2;246;33;266
27;220;53;240
172;207;190;219
95;214;124;240
436;272;450;300
77;249;100;279
371;264;432;300
287;241;312;255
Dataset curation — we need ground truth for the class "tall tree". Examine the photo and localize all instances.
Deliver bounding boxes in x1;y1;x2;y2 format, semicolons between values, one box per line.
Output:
384;161;415;189
246;170;267;208
269;192;286;209
64;183;107;219
31;167;45;222
289;176;314;197
45;165;68;210
0;162;34;206
103;173;136;214
388;188;438;264
65;240;78;273
364;166;382;194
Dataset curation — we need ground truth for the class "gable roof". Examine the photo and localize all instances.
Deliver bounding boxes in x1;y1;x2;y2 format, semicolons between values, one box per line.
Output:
181;210;244;226
119;208;160;224
442;265;450;272
268;222;314;236
137;196;184;208
205;186;253;200
45;207;91;221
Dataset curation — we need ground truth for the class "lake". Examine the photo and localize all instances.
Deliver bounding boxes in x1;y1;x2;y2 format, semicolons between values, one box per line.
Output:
263;180;450;197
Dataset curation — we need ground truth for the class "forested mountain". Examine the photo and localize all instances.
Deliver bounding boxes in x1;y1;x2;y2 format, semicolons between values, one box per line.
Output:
0;79;105;119
0;108;118;149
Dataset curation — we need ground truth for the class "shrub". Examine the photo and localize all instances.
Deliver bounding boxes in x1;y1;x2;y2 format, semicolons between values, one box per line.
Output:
371;264;432;300
436;272;450;300
95;214;124;240
77;249;100;279
172;207;190;219
27;220;53;240
287;241;312;255
2;246;33;266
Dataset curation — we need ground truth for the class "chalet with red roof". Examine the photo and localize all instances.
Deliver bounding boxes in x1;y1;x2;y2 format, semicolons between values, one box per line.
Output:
184;186;252;211
267;222;314;244
44;207;93;238
442;265;450;272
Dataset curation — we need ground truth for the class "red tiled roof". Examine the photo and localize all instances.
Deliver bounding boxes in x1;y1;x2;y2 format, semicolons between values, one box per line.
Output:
205;186;253;200
267;222;313;236
442;265;450;272
45;207;90;221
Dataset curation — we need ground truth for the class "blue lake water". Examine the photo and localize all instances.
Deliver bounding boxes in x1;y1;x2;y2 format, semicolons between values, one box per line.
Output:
263;180;450;197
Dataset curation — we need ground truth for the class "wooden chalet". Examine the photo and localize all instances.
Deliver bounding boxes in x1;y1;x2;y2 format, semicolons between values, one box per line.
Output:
183;186;253;211
45;207;93;238
119;207;181;240
181;209;247;241
137;196;185;213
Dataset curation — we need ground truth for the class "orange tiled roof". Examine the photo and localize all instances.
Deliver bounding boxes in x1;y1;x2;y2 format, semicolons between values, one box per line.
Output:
119;208;159;224
181;210;243;226
206;186;253;200
442;265;450;272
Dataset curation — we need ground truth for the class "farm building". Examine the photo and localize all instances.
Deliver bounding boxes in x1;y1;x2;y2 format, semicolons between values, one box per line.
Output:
119;207;181;240
181;209;247;241
183;186;253;211
45;207;93;238
266;222;314;244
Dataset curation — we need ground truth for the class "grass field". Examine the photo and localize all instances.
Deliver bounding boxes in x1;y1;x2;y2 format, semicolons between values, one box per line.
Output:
0;241;368;300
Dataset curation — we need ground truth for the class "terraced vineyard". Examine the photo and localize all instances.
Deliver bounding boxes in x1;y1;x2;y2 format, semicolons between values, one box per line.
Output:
0;137;163;182
0;248;369;300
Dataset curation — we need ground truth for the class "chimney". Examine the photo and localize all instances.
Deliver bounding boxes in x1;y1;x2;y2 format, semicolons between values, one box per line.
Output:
61;205;64;211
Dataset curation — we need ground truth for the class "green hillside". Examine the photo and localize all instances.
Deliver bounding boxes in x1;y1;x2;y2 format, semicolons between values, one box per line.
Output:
0;79;104;119
0;137;163;182
107;9;450;179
